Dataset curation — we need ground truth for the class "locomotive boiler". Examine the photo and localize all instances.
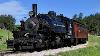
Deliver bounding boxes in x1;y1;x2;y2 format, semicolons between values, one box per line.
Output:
6;4;88;51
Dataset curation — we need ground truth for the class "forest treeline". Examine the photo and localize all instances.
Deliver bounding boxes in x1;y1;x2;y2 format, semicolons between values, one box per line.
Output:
0;13;100;35
73;13;100;35
0;15;15;31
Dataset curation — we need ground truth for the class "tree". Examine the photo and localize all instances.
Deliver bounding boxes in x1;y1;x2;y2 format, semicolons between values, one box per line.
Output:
78;13;83;19
0;15;16;31
83;13;100;35
72;14;78;19
73;13;84;23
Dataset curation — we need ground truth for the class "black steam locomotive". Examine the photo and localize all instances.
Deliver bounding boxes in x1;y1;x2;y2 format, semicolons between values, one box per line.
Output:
6;4;88;51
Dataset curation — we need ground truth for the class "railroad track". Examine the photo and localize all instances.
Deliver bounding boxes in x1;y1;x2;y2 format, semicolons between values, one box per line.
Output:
0;49;33;56
0;50;16;56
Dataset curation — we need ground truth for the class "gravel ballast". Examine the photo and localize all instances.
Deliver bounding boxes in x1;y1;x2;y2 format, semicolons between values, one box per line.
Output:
4;42;88;56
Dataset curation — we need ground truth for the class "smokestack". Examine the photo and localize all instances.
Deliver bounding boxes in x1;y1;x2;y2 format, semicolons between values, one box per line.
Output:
32;4;37;17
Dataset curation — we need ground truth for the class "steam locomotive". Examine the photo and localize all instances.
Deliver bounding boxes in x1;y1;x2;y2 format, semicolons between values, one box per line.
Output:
6;4;88;51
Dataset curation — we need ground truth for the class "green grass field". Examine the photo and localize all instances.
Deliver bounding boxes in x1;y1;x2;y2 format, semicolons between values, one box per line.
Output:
57;35;100;56
0;29;13;51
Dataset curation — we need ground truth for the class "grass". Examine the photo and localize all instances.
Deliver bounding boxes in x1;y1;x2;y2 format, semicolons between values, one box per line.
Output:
0;28;13;51
56;35;100;56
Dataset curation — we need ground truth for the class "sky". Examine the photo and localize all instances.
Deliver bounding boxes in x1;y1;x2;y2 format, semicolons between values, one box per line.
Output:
0;0;100;24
